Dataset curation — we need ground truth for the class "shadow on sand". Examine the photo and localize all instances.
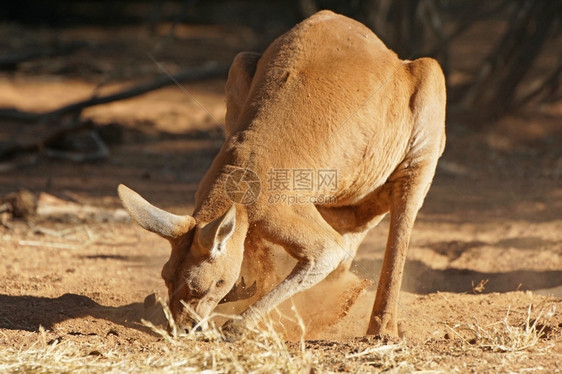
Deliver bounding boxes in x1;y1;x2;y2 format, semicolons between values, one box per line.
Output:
0;293;166;334
353;259;562;295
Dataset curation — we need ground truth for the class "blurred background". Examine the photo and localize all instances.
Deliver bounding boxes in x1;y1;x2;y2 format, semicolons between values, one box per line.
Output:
0;0;561;341
0;0;560;209
2;1;560;112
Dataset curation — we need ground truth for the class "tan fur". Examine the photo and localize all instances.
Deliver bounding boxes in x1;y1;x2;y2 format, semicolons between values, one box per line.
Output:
119;10;446;337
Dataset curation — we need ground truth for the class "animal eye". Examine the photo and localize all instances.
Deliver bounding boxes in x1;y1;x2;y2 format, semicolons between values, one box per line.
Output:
216;280;225;287
189;285;211;299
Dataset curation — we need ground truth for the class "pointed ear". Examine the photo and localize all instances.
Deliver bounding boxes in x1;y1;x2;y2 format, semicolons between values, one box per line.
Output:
198;205;237;257
118;184;195;240
225;52;261;131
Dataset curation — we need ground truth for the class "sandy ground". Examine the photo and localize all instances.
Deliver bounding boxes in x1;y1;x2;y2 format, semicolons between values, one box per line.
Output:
0;22;561;372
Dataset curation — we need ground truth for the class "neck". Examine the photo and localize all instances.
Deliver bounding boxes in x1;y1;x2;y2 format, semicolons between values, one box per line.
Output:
193;137;259;224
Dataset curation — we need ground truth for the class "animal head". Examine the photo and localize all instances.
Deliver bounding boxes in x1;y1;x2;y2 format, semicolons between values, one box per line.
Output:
117;184;253;331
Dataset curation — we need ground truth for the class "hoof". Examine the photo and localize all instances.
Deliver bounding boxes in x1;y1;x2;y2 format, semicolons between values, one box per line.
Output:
366;317;398;338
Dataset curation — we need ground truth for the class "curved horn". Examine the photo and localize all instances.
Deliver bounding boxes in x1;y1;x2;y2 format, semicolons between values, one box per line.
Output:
118;184;195;240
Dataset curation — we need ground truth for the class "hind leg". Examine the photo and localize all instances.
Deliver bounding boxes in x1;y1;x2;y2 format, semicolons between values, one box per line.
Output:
367;159;439;336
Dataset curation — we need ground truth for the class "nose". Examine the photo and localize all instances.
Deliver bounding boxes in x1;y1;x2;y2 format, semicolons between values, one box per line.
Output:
171;320;203;335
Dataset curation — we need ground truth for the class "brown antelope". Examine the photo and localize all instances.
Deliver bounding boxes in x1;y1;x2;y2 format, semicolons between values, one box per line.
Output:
118;10;446;338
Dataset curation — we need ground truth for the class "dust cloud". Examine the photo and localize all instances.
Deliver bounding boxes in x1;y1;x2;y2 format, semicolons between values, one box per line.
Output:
213;240;377;340
274;271;375;340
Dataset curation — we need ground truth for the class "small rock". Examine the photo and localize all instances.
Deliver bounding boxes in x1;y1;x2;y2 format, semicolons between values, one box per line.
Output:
1;189;37;218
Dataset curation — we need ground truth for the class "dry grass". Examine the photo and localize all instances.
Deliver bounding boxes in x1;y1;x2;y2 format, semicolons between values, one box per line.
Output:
0;298;556;373
0;298;420;373
344;342;413;372
140;299;316;373
443;302;556;352
0;299;317;374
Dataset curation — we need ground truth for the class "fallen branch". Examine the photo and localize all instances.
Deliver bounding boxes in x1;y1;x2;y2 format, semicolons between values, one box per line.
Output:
0;61;230;122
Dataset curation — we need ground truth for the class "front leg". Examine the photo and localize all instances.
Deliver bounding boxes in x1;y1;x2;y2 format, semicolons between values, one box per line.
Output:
223;207;349;339
222;252;341;339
